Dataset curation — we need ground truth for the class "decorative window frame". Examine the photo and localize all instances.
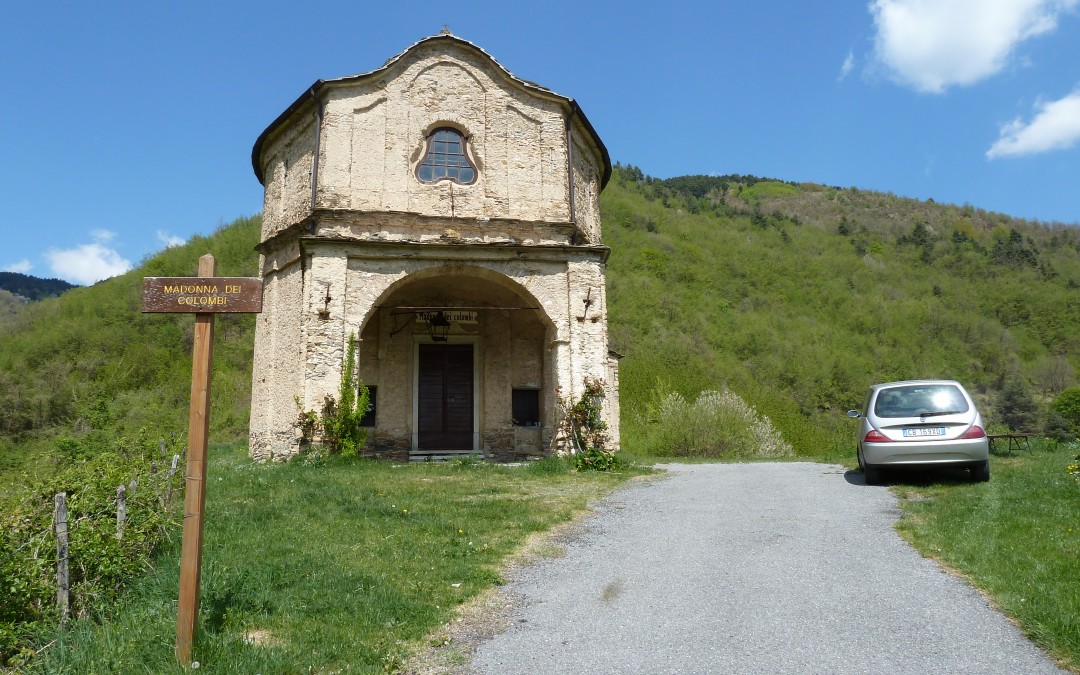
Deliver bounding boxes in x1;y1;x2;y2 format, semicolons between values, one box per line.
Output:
415;124;478;186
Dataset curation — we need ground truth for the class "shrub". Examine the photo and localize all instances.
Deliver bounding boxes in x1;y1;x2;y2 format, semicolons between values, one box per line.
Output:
997;378;1039;432
294;333;370;457
0;431;184;667
639;386;793;458
1044;410;1074;444
557;377;620;471
571;447;623;472
558;377;609;453
1052;387;1080;436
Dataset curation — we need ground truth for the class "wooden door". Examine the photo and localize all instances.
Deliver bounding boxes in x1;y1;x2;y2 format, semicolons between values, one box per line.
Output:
418;344;474;449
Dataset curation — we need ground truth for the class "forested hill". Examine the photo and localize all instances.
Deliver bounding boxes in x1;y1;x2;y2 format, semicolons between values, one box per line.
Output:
0;272;76;302
0;218;260;491
604;164;1080;452
2;166;1079;488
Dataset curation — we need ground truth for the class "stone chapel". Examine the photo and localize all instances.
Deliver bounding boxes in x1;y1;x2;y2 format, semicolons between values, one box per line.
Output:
248;32;619;461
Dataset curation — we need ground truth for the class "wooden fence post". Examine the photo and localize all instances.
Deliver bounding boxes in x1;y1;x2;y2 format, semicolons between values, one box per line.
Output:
166;453;180;508
116;485;127;540
54;492;69;622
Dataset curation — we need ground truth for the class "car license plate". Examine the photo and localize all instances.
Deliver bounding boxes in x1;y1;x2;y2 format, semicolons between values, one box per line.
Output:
903;427;946;437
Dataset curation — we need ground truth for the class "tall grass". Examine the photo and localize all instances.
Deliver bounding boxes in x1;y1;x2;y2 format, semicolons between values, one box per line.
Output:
26;444;642;673
893;441;1080;670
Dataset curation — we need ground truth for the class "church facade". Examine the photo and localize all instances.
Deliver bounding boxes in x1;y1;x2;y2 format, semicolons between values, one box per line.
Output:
248;33;619;461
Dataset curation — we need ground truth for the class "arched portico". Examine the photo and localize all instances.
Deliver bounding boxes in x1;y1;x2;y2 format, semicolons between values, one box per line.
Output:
353;263;559;460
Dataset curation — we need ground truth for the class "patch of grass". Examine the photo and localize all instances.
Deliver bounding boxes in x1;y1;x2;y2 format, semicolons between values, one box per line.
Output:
27;444;643;673
893;441;1080;671
743;180;799;201
524;455;574;476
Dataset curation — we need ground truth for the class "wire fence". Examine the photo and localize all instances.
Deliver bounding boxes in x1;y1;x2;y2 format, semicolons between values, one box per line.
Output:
49;448;183;619
1;436;186;651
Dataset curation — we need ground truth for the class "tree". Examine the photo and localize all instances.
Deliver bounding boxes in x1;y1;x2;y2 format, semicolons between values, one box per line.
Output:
1051;387;1080;436
1043;410;1073;443
1033;354;1074;395
997;379;1038;431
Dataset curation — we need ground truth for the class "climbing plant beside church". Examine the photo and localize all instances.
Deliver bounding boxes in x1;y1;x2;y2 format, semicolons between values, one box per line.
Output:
294;333;370;457
559;377;621;472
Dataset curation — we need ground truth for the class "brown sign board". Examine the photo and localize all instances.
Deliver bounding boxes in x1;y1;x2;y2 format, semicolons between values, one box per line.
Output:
141;277;263;313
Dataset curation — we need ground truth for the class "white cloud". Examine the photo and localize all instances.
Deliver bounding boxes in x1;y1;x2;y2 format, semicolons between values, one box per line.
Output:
869;0;1078;93
156;230;186;248
987;89;1080;157
839;51;856;81
46;243;132;285
90;228;117;243
3;260;33;274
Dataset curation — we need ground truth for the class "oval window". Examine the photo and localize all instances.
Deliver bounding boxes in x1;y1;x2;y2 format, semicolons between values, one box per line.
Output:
416;128;476;184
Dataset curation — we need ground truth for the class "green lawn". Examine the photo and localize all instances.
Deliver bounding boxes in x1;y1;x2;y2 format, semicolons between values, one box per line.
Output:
27;446;644;674
893;441;1080;672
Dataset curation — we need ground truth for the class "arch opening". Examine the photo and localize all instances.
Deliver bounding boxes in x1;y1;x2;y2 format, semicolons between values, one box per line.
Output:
355;265;556;460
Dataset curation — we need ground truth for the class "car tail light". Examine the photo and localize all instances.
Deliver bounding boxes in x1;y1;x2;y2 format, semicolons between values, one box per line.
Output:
959;425;987;439
864;430;891;443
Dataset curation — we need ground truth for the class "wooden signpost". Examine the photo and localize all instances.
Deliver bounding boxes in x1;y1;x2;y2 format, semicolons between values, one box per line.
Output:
141;254;262;665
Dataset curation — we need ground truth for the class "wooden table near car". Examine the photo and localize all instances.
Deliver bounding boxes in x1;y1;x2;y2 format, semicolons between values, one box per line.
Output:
986;432;1035;455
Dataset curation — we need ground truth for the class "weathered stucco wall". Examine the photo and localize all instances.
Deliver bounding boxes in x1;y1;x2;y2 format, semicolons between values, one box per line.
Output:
250;242;613;459
316;42;571;225
250;35;616;460
605;353;622;450
571;125;603;243
249;259;305;461
260;116;316;243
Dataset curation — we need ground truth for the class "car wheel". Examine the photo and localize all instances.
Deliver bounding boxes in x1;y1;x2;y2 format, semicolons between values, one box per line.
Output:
863;463;883;485
857;446;865;472
970;460;990;482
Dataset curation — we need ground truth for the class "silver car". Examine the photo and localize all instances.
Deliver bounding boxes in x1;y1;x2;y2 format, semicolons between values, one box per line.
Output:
847;380;990;484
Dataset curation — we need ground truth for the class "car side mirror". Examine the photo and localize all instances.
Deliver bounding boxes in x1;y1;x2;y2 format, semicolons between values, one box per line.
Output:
846;410;861;419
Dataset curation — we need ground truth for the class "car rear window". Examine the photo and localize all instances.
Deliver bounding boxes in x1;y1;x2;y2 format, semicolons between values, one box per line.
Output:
873;384;969;418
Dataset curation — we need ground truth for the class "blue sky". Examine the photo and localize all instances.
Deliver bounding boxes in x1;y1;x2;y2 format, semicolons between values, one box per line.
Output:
2;1;1078;285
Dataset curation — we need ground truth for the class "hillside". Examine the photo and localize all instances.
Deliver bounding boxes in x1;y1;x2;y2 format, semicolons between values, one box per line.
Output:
2;169;1079;489
0;290;22;324
0;271;76;302
604;165;1080;453
0;218;260;493
0;274;76;330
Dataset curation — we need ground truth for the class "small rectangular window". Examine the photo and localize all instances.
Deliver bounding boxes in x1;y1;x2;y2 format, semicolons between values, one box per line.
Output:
360;386;377;427
512;388;540;427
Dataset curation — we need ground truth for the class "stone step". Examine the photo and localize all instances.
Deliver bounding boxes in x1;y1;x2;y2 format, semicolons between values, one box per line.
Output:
408;449;484;463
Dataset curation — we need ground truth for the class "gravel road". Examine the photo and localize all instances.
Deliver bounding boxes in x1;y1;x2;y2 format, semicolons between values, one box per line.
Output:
468;463;1066;674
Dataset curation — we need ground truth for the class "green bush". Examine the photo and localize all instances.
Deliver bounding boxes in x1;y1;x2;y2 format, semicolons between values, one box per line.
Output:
559;377;609;452
571;447;623;472
0;431;184;667
556;377;621;472
997;378;1040;432
1044;410;1074;443
638;385;794;458
294;333;370;457
1052;387;1080;436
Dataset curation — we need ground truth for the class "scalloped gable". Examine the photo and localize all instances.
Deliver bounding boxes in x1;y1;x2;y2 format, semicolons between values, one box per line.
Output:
251;33;610;187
